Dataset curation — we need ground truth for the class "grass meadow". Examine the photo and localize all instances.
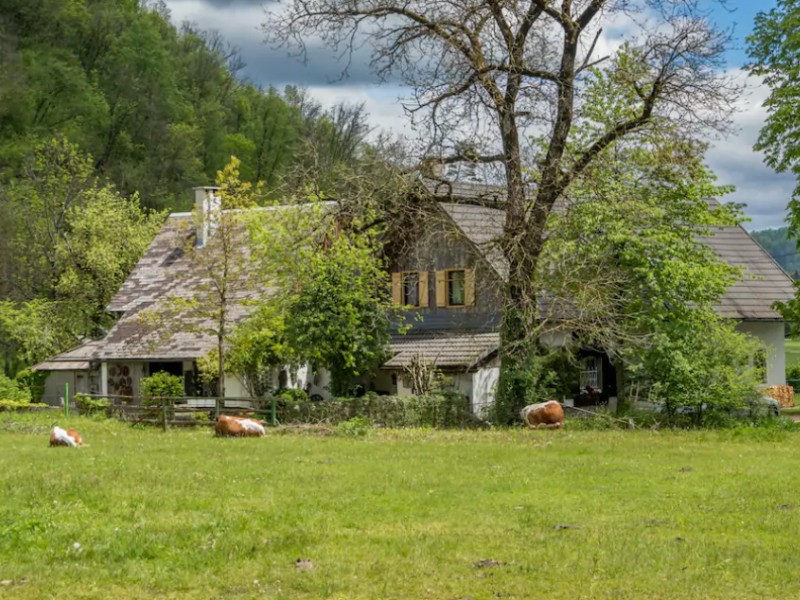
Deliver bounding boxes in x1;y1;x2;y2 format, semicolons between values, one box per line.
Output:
2;413;800;599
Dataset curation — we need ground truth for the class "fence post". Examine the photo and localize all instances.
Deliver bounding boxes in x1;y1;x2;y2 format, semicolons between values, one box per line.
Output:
64;383;69;418
162;397;168;432
214;397;220;420
270;396;276;426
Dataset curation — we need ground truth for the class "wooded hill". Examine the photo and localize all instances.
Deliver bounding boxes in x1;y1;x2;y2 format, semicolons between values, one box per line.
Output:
0;0;368;212
751;227;800;278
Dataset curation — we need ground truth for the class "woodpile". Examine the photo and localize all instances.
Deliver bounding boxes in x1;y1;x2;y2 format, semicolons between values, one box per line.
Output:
762;385;795;408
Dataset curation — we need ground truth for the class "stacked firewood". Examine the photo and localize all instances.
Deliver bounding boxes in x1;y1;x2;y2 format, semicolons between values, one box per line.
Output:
762;385;795;408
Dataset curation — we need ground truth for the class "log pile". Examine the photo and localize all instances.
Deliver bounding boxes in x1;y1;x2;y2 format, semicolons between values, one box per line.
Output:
762;385;795;408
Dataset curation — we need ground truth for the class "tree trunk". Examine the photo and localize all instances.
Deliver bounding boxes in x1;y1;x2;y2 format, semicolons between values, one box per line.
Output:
217;331;225;399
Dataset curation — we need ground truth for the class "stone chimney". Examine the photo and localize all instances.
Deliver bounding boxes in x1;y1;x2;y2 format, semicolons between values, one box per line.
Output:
193;186;221;247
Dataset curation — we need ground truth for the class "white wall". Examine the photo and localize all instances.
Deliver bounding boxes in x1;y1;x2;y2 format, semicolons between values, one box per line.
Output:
472;366;500;417
40;370;98;405
736;320;786;385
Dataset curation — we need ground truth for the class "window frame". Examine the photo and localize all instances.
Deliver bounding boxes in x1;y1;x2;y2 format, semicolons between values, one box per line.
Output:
445;268;467;307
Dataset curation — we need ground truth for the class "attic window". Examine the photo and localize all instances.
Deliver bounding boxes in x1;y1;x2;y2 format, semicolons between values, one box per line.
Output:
447;270;466;306
391;271;429;307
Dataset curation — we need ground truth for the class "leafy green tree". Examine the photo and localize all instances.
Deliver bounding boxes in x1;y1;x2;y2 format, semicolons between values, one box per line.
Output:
0;138;160;374
248;201;395;396
136;158;259;397
748;1;800;235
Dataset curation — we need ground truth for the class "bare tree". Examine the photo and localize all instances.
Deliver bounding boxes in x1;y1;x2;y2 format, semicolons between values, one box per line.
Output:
264;0;739;410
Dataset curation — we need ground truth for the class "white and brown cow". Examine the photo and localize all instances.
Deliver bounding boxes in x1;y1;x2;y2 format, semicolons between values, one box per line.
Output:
49;426;83;447
520;401;564;429
214;415;266;438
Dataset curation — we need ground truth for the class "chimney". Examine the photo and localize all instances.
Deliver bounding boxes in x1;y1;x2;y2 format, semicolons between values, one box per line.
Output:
193;186;221;247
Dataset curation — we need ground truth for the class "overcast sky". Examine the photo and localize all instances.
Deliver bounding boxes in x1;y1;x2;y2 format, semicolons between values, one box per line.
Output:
163;0;795;231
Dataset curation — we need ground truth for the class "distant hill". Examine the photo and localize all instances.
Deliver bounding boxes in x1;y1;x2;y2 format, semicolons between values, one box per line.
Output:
751;227;800;278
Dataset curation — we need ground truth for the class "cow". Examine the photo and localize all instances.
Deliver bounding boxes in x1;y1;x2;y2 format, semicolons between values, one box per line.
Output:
520;401;564;429
49;426;83;447
214;415;266;438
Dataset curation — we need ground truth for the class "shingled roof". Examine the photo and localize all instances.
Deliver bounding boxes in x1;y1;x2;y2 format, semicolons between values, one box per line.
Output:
383;332;500;370
439;202;794;321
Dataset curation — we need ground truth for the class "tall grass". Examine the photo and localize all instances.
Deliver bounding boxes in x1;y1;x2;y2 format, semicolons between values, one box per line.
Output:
2;413;800;599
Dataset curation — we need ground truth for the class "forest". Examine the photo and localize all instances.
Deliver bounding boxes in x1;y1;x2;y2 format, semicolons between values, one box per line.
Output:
751;227;800;277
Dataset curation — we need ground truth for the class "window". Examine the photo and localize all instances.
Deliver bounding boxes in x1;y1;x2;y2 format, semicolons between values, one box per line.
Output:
579;356;600;389
403;272;420;306
392;271;428;307
435;269;475;308
447;270;466;306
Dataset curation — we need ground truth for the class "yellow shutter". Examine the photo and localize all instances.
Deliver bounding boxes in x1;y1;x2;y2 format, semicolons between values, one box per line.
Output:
435;270;447;307
419;271;429;308
465;269;475;306
391;272;402;305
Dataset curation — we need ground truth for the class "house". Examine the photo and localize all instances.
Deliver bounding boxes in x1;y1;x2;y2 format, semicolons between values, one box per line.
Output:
34;181;796;413
34;187;331;404
367;180;796;413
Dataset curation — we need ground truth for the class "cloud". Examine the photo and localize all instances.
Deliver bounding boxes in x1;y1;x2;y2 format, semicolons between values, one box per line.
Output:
706;72;795;231
165;0;393;87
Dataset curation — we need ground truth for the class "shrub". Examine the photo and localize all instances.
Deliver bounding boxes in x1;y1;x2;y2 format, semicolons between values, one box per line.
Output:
0;399;48;411
275;387;309;404
75;394;111;416
337;416;370;437
140;371;184;405
274;392;475;429
787;364;800;381
14;368;46;402
0;373;31;403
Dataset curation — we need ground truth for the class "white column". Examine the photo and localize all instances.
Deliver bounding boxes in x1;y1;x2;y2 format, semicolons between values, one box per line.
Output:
100;361;108;396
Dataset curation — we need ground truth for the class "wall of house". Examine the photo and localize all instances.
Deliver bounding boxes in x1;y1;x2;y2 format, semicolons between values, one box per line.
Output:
41;370;97;406
106;361;147;398
393;226;502;332
736;320;786;385
472;361;500;418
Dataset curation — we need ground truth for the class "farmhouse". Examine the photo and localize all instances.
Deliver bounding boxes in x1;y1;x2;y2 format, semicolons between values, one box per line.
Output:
34;182;796;412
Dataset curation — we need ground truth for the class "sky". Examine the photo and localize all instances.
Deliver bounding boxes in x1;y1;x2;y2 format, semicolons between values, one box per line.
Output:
162;0;795;231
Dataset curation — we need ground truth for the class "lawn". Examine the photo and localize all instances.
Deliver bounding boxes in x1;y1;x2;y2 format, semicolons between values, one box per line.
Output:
2;414;800;599
786;339;800;370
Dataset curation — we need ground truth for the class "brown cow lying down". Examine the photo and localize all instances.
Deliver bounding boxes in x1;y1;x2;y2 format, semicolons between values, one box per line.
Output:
214;415;266;438
520;401;564;429
50;426;83;447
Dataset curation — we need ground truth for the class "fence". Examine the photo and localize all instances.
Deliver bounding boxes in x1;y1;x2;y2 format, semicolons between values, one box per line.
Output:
70;392;482;430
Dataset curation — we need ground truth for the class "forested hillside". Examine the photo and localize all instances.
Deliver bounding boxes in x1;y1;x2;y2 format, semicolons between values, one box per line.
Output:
0;0;373;377
751;227;800;278
0;0;369;211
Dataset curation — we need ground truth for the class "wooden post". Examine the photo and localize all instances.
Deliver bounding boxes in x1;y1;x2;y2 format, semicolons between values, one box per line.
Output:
271;395;277;426
64;383;69;418
162;398;168;432
214;397;220;420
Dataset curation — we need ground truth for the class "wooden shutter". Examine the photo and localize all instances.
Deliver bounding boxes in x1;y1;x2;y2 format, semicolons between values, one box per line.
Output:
419;271;429;308
435;270;447;307
465;269;475;306
391;272;402;305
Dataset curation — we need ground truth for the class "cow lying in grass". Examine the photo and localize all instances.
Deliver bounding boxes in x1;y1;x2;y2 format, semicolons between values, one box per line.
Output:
49;426;83;447
520;401;564;429
214;415;266;438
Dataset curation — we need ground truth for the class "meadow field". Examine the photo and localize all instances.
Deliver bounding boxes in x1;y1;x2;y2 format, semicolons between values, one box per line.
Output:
2;414;800;599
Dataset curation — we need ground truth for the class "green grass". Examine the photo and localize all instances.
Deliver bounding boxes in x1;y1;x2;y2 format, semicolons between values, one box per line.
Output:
3;413;800;599
786;339;800;370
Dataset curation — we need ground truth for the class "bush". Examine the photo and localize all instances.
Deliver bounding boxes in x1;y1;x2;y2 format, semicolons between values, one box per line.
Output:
140;371;184;405
0;399;48;411
14;368;46;403
787;364;800;381
274;392;475;429
0;373;31;403
75;394;111;416
275;387;309;404
337;416;370;437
